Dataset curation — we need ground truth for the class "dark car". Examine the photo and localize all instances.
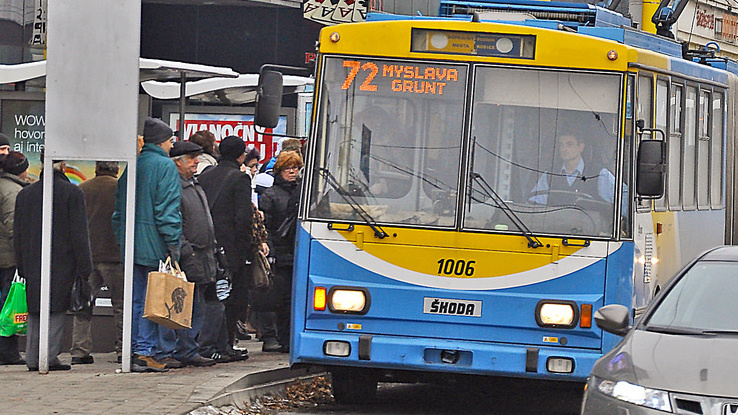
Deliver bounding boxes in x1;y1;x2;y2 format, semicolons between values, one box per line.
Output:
581;245;738;415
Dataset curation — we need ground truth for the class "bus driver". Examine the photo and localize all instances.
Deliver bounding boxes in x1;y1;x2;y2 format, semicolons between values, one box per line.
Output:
528;134;616;205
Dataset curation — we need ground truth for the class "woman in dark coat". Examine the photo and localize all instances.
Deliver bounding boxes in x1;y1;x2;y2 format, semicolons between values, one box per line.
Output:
258;151;303;352
14;160;92;370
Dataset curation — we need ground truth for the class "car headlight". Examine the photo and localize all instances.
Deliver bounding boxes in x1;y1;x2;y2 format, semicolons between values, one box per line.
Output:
595;377;672;412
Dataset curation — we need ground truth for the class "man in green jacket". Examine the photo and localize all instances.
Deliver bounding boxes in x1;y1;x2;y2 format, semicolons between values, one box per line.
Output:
113;118;181;372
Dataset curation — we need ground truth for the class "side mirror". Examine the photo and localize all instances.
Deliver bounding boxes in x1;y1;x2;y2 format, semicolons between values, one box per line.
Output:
255;69;284;128
636;139;666;198
594;304;631;336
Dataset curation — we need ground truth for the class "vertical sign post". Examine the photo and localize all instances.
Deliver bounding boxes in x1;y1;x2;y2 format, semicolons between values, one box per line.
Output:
44;0;140;373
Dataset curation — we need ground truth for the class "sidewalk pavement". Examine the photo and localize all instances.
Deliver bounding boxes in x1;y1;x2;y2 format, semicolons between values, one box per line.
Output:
0;338;298;415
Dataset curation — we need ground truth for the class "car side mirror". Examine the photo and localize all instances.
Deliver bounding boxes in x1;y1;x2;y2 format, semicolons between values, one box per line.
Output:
636;138;666;198
594;304;631;336
254;69;284;129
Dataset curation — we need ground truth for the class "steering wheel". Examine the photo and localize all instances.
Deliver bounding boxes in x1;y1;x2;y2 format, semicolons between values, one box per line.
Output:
530;190;593;206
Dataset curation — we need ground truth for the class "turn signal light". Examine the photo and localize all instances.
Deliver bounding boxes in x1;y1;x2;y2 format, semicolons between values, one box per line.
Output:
314;287;326;311
580;304;592;328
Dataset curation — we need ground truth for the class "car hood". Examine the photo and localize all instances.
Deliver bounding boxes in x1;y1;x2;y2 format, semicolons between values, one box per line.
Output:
592;329;738;398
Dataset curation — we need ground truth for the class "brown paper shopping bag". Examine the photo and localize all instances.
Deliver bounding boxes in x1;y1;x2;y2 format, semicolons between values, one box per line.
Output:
143;260;194;330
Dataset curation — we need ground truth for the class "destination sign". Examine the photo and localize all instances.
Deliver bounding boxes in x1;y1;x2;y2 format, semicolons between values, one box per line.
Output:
411;29;536;59
340;59;465;96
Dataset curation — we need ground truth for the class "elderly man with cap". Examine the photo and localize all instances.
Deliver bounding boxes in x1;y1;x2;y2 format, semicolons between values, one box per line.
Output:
154;141;217;368
113;117;181;372
198;135;252;361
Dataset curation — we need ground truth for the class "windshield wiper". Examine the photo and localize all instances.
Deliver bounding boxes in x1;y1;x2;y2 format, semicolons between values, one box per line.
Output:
317;167;388;239
644;325;705;335
699;329;738;335
470;172;542;249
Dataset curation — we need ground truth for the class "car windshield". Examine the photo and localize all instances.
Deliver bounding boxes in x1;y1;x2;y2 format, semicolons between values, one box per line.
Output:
307;57;467;227
646;262;738;332
464;67;624;238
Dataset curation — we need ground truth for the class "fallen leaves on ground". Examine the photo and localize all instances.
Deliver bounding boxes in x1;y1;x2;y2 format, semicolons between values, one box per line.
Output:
244;375;334;414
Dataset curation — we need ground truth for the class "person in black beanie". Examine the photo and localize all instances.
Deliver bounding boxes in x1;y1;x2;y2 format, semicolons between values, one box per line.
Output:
0;133;11;155
0;151;29;365
112;117;181;372
197;136;252;361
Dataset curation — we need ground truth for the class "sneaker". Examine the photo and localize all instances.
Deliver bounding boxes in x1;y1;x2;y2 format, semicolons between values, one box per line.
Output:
186;355;216;367
227;349;249;361
262;337;282;352
209;352;231;363
159;356;185;369
235;320;252;340
133;355;168;371
71;355;94;365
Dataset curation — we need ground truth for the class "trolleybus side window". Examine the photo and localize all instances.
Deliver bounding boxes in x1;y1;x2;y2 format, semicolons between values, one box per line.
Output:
622;74;635;238
711;92;724;209
683;85;698;210
668;83;683;210
654;78;669;212
465;66;622;239
697;89;711;210
637;74;653;211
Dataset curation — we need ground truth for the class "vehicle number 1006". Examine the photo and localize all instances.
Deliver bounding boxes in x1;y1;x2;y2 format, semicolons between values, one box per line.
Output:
437;258;476;276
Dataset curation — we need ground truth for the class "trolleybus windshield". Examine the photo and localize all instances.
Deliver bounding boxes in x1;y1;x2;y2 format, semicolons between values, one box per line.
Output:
308;56;468;227
465;67;623;239
307;56;624;239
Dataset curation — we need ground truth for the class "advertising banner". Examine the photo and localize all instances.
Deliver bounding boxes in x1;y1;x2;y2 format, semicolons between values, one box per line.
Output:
169;113;287;163
0;99;97;182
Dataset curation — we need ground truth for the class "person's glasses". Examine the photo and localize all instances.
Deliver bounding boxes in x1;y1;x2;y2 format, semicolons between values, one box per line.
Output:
284;165;299;171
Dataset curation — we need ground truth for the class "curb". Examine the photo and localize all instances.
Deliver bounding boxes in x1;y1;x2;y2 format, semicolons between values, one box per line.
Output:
189;366;327;412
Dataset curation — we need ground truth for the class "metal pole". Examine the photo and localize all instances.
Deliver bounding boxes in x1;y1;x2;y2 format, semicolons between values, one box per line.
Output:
179;72;186;138
121;158;137;373
38;156;53;373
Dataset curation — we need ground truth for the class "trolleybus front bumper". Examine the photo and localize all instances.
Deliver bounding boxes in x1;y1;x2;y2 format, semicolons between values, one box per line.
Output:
293;330;601;381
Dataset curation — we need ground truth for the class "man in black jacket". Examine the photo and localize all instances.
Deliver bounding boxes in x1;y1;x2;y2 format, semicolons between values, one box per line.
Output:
198;136;252;359
15;156;93;371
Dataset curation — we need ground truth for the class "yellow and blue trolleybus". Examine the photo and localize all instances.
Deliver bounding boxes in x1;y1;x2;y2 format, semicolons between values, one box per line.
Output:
279;0;738;403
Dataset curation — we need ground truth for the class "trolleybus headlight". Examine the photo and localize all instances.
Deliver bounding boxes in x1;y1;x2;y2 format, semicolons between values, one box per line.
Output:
607;50;618;60
329;32;340;42
535;300;578;328
328;287;370;314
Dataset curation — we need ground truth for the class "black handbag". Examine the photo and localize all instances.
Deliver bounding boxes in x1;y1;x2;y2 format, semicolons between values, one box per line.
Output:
251;249;273;292
70;274;93;313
